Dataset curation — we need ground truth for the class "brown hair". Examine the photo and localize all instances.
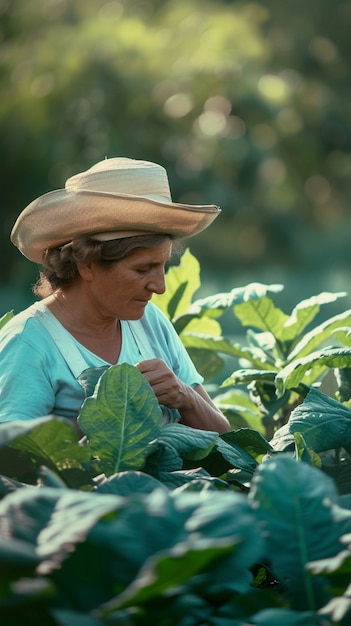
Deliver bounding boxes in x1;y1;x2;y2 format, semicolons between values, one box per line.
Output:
33;233;177;298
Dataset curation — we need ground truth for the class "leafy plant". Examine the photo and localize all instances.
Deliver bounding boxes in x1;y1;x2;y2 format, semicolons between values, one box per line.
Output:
2;250;351;623
155;249;351;438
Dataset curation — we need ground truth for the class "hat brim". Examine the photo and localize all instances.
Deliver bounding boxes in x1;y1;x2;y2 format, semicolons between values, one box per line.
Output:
11;189;220;263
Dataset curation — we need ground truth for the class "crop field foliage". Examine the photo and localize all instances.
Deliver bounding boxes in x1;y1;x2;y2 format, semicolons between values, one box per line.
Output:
1;250;351;624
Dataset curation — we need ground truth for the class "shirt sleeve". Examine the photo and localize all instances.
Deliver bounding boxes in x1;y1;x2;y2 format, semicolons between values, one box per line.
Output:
0;314;85;422
0;331;56;422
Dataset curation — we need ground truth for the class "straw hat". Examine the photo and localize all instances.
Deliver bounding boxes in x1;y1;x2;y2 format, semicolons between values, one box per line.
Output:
10;157;221;263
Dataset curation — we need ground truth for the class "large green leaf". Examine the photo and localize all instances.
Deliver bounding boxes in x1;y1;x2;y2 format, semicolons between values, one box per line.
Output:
95;470;167;497
282;292;347;342
250;456;351;610
288;310;351;361
275;347;351;397
288;387;351;452
0;416;91;488
221;428;274;458
78;363;163;475
233;293;288;338
93;488;263;614
192;283;284;313
181;333;276;369
173;283;284;334
145;424;220;480
186;433;258;476
222;369;277;386
13;486;260;607
157;423;219;461
214;436;258;473
98;538;237;612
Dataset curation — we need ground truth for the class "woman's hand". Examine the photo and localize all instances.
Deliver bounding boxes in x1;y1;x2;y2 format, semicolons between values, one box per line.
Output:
135;358;231;433
135;358;187;408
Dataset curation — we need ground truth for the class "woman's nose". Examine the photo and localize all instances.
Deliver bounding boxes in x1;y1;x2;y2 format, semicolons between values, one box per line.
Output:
148;269;166;294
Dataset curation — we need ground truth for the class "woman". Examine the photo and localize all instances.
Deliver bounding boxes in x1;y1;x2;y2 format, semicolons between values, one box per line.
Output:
0;157;230;435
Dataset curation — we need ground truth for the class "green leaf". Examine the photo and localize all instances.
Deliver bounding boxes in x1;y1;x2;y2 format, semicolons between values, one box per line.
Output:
334;367;351;402
180;316;222;337
250;456;351;610
293;432;322;467
95;471;167;497
98;538;236;612
0;310;14;329
249;608;327;625
288;387;351;452
289;310;351;361
269;423;295;452
0;474;27;497
146;439;184;473
214;388;262;416
276;347;351;397
194;283;284;313
173;283;284;334
152;248;201;319
221;428;274;458
78;365;109;398
0;535;40;571
282;292;347;342
3;416;92;488
332;327;351;347
192;435;258;476
233;294;289;338
181;333;276;369
157;423;218;461
222;369;277;387
162;469;229;491
1;485;262;613
214;389;264;433
78;364;163;475
215;437;258;472
186;346;225;381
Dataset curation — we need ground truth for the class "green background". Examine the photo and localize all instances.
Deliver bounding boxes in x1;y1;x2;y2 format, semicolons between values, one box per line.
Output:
1;0;351;324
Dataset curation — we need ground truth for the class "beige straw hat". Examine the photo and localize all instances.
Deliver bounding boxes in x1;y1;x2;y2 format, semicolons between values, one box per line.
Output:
11;157;221;263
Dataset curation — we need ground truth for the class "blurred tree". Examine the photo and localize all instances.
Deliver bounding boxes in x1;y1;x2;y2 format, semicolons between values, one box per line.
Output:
0;0;351;308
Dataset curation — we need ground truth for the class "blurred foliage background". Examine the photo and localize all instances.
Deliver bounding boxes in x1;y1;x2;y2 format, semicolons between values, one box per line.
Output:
1;0;351;325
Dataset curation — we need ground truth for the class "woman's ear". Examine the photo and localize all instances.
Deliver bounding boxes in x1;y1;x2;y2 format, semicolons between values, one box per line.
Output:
77;264;94;281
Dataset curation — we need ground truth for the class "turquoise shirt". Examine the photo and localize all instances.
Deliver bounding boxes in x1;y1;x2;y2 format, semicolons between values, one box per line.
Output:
0;301;203;423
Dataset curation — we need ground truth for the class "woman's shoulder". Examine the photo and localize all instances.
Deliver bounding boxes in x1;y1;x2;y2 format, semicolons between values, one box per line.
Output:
0;301;50;342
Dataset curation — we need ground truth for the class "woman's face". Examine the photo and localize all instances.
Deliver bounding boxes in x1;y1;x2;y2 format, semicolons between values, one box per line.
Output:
83;238;172;320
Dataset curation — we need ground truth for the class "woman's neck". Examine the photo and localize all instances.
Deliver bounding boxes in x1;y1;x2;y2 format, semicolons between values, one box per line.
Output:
44;290;122;364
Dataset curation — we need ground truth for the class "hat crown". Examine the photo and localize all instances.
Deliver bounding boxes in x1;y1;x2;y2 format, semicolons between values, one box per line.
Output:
65;157;172;203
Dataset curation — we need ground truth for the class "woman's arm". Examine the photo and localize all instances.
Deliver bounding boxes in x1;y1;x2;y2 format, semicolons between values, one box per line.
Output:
176;383;231;433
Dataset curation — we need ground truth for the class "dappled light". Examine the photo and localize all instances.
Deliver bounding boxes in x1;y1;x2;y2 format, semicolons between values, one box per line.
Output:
1;0;351;315
257;74;289;103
